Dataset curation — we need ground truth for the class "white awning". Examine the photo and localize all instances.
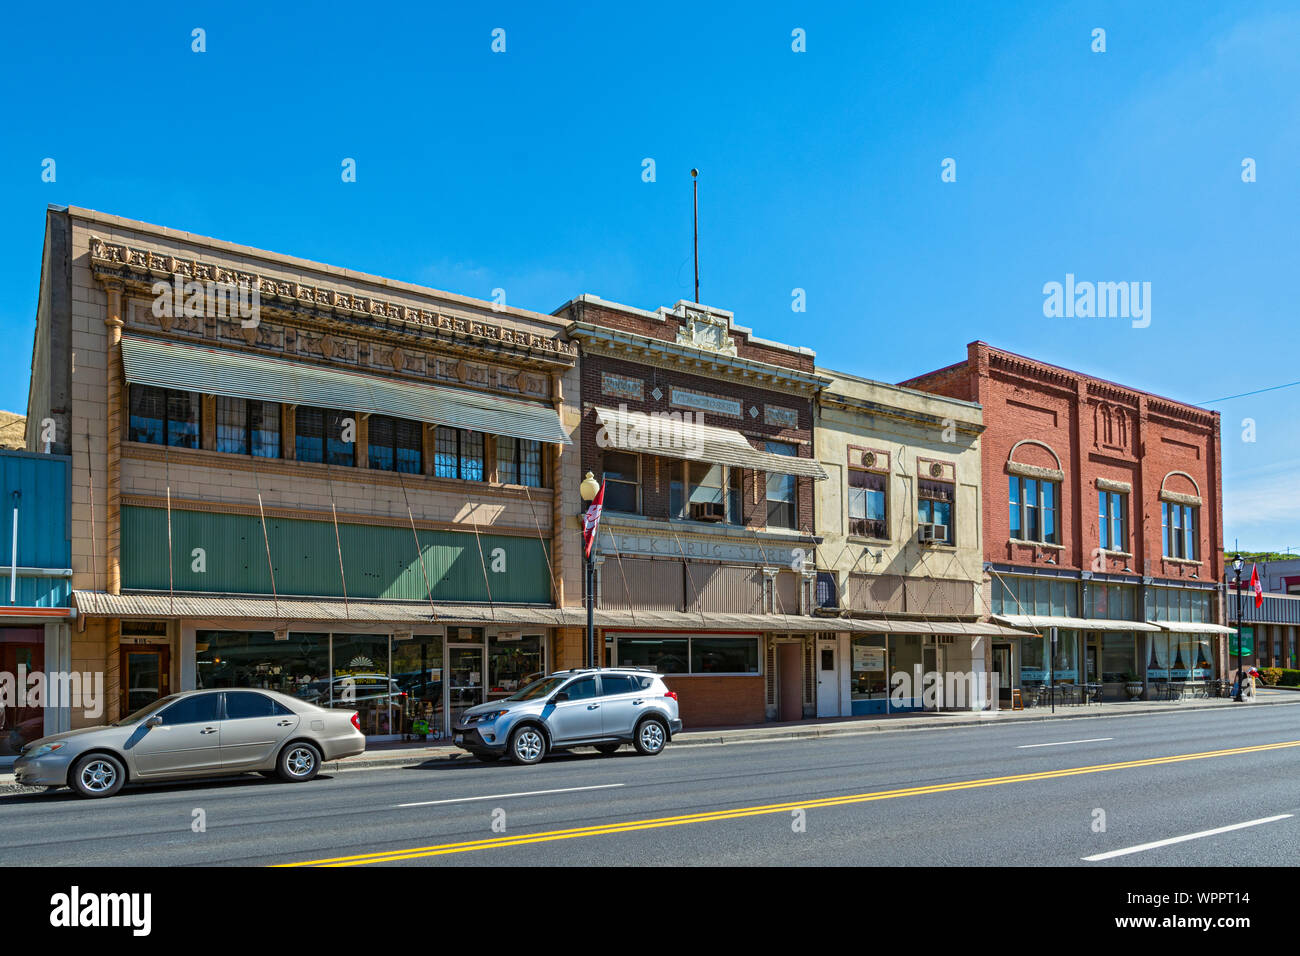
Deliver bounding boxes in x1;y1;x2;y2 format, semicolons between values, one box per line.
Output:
593;405;827;479
121;335;570;444
993;614;1163;633
1149;620;1236;635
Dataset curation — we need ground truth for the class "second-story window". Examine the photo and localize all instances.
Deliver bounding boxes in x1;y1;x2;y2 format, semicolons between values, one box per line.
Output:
129;385;200;449
296;407;355;466
1008;475;1059;544
602;451;640;513
1162;502;1198;560
765;442;798;530
1098;490;1128;551
848;468;887;538
434;427;485;481
498;436;544;487
367;415;422;474
216;396;281;458
918;479;955;544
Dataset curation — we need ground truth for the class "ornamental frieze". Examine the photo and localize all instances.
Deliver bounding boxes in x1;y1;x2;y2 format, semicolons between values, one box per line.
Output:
90;236;576;363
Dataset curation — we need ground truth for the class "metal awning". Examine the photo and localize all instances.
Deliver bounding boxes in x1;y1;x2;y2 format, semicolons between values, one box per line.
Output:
993;614;1163;633
1149;620;1236;635
121;335;569;444
593;406;827;479
73;591;1022;636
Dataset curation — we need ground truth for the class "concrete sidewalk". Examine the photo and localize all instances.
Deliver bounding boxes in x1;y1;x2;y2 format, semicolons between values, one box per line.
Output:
3;691;1293;785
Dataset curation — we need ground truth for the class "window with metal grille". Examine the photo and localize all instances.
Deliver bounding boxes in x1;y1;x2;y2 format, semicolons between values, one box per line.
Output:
367;415;422;474
295;406;354;466
215;396;280;458
433;426;485;481
128;384;200;449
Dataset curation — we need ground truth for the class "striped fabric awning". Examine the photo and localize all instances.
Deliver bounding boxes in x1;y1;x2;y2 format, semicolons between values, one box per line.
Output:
593;405;827;479
72;591;1026;636
120;335;570;444
993;614;1163;633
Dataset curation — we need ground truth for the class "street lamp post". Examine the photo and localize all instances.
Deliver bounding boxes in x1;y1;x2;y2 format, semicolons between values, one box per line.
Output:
579;471;601;669
1232;554;1244;702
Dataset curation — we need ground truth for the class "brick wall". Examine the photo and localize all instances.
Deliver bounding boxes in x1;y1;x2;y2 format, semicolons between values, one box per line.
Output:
905;341;1223;587
663;674;766;727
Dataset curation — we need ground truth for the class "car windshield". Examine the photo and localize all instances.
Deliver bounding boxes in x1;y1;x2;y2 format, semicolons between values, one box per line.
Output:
112;695;180;726
506;675;568;701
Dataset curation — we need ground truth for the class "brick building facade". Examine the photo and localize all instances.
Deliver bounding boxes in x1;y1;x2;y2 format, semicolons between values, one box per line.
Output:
556;295;834;725
902;341;1230;702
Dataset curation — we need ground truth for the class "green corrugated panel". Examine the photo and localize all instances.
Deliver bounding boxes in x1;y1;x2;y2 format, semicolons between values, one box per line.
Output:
120;335;569;444
121;506;551;604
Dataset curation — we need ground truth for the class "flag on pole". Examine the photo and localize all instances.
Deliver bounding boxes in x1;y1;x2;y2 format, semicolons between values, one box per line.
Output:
1251;563;1263;609
582;482;605;558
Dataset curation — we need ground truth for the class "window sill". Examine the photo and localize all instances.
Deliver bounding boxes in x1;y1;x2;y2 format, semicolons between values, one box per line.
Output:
847;534;892;546
1008;538;1065;550
1100;549;1133;559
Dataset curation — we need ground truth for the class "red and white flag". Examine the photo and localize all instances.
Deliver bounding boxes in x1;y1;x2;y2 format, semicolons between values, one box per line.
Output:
582;481;605;558
1251;563;1263;609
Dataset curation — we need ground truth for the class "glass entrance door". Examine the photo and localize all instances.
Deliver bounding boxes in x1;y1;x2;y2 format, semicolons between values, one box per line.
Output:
121;646;170;718
448;646;485;729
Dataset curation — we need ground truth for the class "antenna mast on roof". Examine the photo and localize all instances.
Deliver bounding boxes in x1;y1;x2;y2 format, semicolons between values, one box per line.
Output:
691;168;700;304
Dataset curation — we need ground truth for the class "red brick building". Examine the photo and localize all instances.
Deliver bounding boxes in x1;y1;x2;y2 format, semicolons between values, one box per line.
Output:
902;342;1230;702
554;295;833;726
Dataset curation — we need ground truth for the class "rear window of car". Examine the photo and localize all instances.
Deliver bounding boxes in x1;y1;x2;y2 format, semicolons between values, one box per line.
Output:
157;694;220;725
224;692;293;719
599;675;639;696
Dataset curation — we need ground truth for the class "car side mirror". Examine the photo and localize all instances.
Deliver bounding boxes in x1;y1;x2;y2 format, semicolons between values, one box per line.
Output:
550;692;569;704
145;715;163;728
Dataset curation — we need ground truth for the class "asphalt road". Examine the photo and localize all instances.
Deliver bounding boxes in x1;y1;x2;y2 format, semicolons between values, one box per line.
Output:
3;703;1298;866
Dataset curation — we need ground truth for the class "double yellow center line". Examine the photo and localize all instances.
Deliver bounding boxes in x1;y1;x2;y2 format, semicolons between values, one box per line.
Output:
277;739;1300;866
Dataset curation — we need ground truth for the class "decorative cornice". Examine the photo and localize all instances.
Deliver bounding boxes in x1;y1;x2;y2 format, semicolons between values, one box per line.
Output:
88;236;576;367
819;392;983;436
568;322;829;395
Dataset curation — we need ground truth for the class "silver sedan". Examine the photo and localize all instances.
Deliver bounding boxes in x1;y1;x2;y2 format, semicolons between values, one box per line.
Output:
13;688;366;798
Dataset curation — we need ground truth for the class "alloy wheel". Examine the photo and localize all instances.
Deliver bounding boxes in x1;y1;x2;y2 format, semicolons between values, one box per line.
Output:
514;728;544;762
639;721;665;753
80;759;117;793
286;747;316;777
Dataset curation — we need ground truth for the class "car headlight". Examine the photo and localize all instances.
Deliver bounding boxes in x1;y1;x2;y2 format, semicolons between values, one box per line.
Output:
472;710;508;723
26;742;66;758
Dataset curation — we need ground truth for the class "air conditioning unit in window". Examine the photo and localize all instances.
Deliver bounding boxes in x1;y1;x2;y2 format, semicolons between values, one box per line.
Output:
689;501;725;522
918;523;949;545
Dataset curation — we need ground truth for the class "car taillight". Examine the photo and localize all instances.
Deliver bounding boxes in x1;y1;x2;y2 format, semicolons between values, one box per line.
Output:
665;690;678;701
350;712;361;730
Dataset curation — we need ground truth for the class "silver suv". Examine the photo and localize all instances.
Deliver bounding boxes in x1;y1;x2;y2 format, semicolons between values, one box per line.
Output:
452;668;683;765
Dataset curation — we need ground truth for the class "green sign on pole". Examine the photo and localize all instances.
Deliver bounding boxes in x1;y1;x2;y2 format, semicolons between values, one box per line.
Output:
1230;626;1254;657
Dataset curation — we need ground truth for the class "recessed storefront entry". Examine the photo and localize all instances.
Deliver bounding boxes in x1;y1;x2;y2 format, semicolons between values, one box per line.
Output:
778;643;803;721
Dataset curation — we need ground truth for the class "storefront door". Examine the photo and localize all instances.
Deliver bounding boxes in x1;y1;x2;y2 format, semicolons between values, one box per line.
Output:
992;643;1013;702
121;645;170;718
816;642;839;717
923;646;942;710
0;627;45;755
448;645;485;729
777;642;803;722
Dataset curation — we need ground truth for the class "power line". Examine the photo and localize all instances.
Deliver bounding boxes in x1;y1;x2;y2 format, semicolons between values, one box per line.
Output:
1200;379;1300;404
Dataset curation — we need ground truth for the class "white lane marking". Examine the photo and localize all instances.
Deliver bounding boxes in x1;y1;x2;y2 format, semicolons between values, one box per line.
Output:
1017;737;1114;749
1083;814;1293;861
396;783;624;808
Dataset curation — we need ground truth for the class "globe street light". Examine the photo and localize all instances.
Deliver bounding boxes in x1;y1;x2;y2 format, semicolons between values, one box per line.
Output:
1232;554;1244;702
580;472;600;668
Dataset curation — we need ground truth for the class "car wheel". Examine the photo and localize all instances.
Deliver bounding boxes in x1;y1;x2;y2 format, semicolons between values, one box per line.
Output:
277;742;322;783
70;753;126;798
633;718;668;756
508;725;546;765
595;744;621;755
474;752;502;763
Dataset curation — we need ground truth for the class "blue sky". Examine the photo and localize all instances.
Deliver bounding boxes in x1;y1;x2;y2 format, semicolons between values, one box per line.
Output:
1;1;1296;552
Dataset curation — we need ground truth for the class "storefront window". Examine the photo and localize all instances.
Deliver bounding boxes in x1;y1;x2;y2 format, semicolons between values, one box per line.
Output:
330;634;396;735
196;631;329;703
1100;633;1136;682
890;635;923;703
0;627;44;756
1021;635;1046;683
489;634;543;696
610;634;765;674
392;635;444;739
851;636;887;700
690;637;759;673
1050;630;1079;682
